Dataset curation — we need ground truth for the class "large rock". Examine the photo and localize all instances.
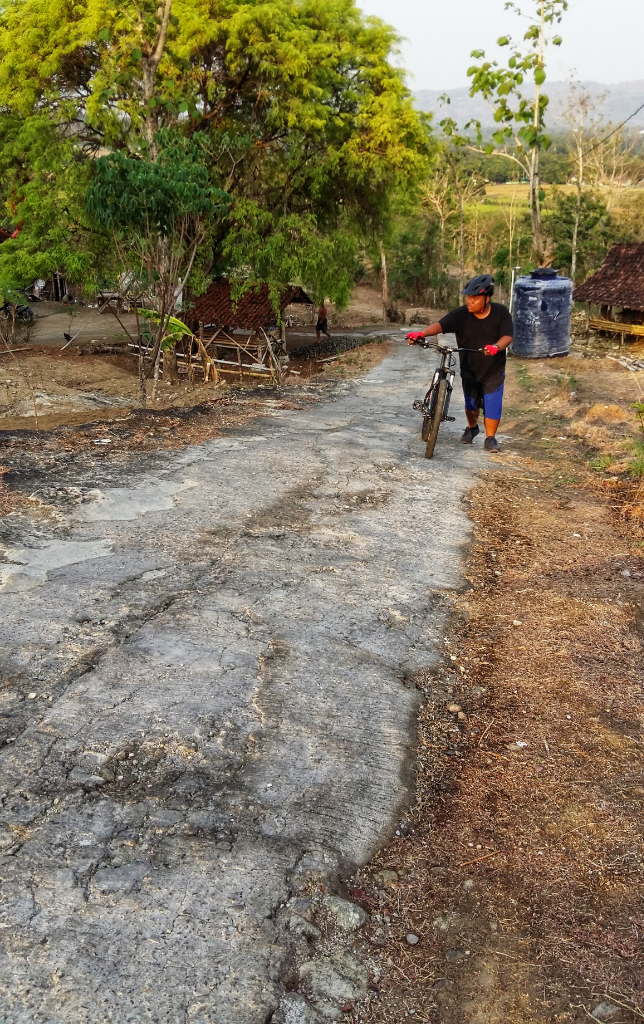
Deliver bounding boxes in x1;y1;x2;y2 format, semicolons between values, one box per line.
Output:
323;895;368;931
299;951;369;1018
273;993;324;1024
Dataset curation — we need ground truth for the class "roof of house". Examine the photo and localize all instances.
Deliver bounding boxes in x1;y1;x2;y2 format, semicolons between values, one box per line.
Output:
573;243;644;311
190;279;313;328
0;227;12;243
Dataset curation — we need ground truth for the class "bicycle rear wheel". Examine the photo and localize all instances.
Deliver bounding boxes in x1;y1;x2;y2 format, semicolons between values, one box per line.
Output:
421;385;436;441
424;378;448;459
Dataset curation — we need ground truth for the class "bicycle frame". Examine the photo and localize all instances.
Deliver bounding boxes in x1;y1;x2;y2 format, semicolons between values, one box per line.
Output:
412;341;460;424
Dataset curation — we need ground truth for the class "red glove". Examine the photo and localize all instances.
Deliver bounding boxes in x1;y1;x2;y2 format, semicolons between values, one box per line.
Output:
483;344;499;356
406;332;425;344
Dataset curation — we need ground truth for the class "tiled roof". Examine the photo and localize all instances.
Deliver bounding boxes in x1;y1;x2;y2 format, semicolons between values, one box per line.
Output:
573;244;644;311
190;279;312;328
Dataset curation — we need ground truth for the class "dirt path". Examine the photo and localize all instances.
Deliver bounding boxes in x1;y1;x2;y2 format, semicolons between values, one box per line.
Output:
0;339;497;1023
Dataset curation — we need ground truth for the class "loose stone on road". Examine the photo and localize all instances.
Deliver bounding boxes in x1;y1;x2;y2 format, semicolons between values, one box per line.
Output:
0;339;479;1022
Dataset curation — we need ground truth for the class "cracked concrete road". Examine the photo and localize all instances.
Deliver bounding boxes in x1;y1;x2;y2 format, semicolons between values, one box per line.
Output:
0;339;479;1023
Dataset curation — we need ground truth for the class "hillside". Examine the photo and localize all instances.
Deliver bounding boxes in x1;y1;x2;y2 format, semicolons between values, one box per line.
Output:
415;79;644;132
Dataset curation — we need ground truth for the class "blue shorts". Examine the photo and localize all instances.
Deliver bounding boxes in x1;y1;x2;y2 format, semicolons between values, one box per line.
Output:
463;381;504;420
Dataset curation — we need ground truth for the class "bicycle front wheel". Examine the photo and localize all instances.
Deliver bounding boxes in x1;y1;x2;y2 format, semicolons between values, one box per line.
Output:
424;378;448;459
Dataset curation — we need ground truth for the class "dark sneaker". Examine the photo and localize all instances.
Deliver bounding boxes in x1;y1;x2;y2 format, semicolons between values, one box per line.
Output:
460;425;480;444
484;435;501;454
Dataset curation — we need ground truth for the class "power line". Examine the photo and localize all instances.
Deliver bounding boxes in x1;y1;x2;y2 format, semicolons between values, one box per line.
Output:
583;100;644;155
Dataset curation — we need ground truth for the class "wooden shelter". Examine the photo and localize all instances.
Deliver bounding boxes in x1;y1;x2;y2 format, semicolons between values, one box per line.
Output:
574;243;644;340
186;279;313;382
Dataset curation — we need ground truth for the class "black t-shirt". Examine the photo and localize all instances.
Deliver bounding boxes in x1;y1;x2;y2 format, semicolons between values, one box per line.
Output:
439;303;513;397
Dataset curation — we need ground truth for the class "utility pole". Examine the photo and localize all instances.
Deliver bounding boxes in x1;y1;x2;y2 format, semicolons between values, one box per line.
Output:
571;125;583;281
509;266;522;313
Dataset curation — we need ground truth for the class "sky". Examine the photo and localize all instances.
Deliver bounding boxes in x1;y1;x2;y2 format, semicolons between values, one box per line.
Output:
355;0;644;92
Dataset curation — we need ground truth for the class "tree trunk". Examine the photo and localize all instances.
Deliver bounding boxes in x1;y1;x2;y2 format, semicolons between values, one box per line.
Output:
141;0;173;156
458;193;465;293
529;146;543;259
139;347;147;407
380;241;389;308
530;4;545;260
571;138;583;281
571;184;581;281
151;345;162;401
163;346;178;384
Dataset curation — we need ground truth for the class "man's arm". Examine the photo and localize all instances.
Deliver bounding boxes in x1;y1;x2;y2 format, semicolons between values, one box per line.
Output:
483;333;513;356
407;321;443;345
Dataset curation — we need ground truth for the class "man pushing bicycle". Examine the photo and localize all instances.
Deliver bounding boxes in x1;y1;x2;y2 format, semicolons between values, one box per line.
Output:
407;275;513;454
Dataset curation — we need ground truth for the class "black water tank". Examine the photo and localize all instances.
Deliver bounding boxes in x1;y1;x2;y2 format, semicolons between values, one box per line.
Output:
512;268;572;358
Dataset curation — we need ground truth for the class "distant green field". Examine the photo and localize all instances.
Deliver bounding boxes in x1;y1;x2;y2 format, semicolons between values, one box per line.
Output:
481;182;641;208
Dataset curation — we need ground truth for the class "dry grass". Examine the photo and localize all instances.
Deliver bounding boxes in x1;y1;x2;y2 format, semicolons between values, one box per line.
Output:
586;404;630;423
345;357;644;1024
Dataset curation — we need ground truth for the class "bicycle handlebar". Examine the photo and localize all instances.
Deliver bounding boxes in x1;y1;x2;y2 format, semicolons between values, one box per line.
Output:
418;342;481;353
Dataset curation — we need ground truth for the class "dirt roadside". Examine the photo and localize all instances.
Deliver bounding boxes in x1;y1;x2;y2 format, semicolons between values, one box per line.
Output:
0;335;392;432
343;354;644;1024
0;340;393;523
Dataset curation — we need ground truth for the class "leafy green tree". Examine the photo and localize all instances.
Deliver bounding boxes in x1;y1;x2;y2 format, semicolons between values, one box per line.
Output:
86;130;230;382
0;0;430;304
543;189;612;277
441;0;568;257
459;144;570;184
0;114;106;290
385;215;443;308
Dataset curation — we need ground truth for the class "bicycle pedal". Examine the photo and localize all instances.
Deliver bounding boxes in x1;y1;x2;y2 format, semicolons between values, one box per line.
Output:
445;416;455;422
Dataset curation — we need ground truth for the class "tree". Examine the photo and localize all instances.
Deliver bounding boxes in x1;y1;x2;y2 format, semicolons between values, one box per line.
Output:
0;114;106;291
0;0;431;305
560;83;606;280
420;145;484;294
86;130;230;384
420;166;456;288
449;158;485;292
543;188;612;277
441;0;568;258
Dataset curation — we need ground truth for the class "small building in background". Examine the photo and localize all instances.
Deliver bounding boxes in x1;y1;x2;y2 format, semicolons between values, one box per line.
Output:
184;278;314;384
574;244;644;341
189;278;312;331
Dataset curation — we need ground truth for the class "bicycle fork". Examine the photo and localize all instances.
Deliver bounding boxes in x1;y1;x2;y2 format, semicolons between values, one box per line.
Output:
413;368;456;422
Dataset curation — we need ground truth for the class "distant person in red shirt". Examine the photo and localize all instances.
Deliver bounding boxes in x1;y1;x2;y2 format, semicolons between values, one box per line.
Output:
406;275;513;454
316;302;331;341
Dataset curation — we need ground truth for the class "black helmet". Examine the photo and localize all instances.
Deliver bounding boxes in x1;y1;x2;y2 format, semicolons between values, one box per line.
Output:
462;274;494;297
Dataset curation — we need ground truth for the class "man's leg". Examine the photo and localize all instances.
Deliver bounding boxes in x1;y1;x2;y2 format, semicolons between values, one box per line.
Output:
482;383;504;453
461;387;481;443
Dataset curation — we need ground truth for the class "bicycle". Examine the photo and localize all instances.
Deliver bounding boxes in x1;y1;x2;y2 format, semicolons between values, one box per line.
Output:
411;340;478;459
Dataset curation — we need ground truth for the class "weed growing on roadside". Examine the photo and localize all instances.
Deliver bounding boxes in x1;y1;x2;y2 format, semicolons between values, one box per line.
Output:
542;412;567;426
556;371;578;391
516;364;534;391
628;438;644;477
589;455;613;472
631;400;644;431
627;402;644;477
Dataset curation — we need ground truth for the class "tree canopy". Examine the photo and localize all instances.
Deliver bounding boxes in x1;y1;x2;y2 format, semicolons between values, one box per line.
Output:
0;0;431;304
